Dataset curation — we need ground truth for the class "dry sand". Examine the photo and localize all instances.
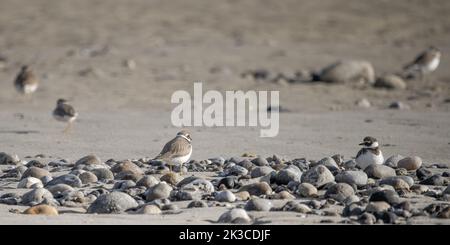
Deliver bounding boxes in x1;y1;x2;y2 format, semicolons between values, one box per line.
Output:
0;0;449;224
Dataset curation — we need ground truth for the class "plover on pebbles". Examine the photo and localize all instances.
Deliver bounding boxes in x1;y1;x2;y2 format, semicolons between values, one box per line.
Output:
355;136;384;170
52;99;78;133
403;46;441;82
14;65;39;96
153;130;192;173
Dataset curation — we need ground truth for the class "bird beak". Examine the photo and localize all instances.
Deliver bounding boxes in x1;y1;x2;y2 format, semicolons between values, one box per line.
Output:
359;142;366;146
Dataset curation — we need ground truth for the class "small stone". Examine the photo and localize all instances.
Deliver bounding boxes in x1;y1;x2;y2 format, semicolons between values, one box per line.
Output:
237;159;254;170
218;176;238;189
113;180;136;190
301;165;335;188
23;204;58;215
25;160;47;168
18;177;43;189
273;190;295;199
384;154;404;168
87;192;138;214
123;59;137;70
244;198;272;211
47;184;74;196
364;164;396;179
136;205;162;214
380;176;414;187
251;157;269;166
375;211;398;224
136;175;159;188
187;200;208;208
21;188;55;206
395;168;408;176
282;201;312;213
2;165;27;178
297;183;318;197
145;182;172;201
160;172;181;185
79;171;98;184
226;165;248;176
343;203;364;217
444;185;450;195
111;160;144;175
215;190;236;202
218;208;252;224
325;183;355;202
335;171;368;187
316;60;375;84
91;168;114;181
46;174;82;188
21;167;51;180
274;165;302;185
238;182;272;196
397;156;422;171
331;154;344;166
250;166;275;178
355;98;371;108
234;191;251;201
343;160;357;170
416;167;433;181
316;157;340;172
75;154;102;166
410;184;429;194
420;174;447;186
366;201;391;213
389;101;410;110
369;190;400;205
374;75;406;90
343;195;360;205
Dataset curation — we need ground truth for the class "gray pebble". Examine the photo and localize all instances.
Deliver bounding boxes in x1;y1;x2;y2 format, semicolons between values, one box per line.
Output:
87;191;138;214
244;198;272;211
325;183;355;202
301;165;335;188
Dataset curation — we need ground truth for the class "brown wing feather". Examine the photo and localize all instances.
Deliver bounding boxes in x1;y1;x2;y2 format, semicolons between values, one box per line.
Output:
155;137;191;160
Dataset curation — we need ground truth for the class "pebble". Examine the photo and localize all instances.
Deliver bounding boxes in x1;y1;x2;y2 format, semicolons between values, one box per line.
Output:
18;177;43;189
75;154;102;166
389;101;410;110
136;175;160;188
244;198;272;211
316;60;375;84
420;174;447;186
251;157;269;166
375;211;398;224
238;159;254;170
87;192;138;214
250;166;275;178
218;176;238;189
238;182;272;196
46;174;82;188
325;183;355;202
374;74;406;90
365;201;391;213
47;184;74;196
111;160;144;176
395;168;408;176
218;208;252;224
335;170;368;187
234;191;251;201
21;188;55;206
79;171;98;184
0;152;20;165
273;190;295;200
397;156;422;171
316;157;340;172
364;164;396;179
380;176;414;188
173;179;215;200
384;154;404;168
23;204;58;215
21;167;51;180
301;165;335;188
135;204;161;214
444;185;450;195
215;190;236;202
91;168;114;181
160;172;181;185
2;165;27;178
355;98;371;108
225;165;248;176
369;189;400;205
297;183;318;197
343;203;364;217
145;182;173;201
274;165;302;185
410;184;429;194
416;167;433;181
187;200;208;208
343;195;360;205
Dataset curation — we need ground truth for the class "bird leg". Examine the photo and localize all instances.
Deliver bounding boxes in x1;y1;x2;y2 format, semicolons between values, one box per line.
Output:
63;121;72;134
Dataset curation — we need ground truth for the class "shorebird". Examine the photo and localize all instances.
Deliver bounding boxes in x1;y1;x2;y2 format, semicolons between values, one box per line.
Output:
154;130;192;173
355;136;384;170
14;65;39;96
52;99;78;133
403;46;441;82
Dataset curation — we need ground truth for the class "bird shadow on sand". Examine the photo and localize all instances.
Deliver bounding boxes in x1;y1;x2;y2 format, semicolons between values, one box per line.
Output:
0;130;40;134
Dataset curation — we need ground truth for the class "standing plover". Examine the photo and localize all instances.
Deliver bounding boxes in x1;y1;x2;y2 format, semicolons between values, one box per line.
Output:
403;46;441;81
52;99;78;133
355;136;384;170
154;130;192;173
14;65;39;95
